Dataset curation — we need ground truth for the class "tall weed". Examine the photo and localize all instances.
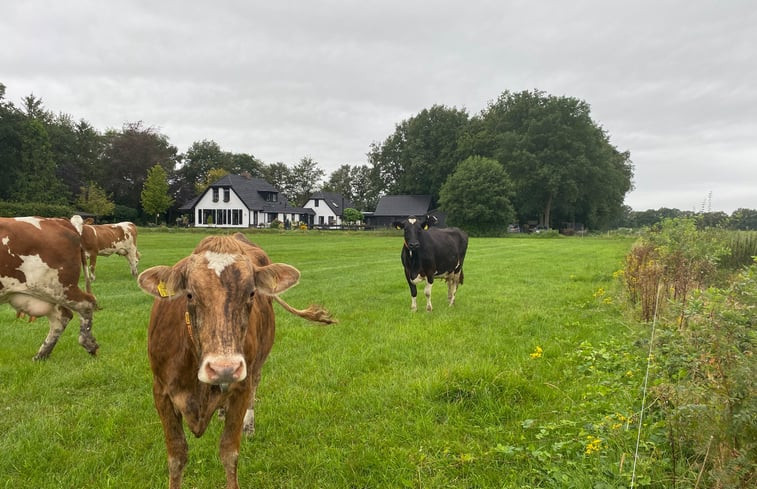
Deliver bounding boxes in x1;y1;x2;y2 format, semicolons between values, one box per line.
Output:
620;218;756;487
720;231;757;269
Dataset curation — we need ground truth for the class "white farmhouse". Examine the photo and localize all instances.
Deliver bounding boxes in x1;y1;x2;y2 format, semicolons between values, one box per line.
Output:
303;191;355;228
179;174;314;228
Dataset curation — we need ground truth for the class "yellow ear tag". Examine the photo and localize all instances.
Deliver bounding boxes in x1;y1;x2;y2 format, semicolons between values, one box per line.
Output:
185;311;191;326
157;281;171;297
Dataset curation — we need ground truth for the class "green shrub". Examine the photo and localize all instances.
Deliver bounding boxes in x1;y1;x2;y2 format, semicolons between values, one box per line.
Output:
0;200;77;218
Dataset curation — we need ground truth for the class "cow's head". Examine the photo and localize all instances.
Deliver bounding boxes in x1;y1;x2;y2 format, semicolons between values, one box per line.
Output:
393;215;437;253
138;235;300;386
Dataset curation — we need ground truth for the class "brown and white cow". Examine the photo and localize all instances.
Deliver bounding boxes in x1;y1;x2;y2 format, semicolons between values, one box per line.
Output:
138;233;334;489
0;216;98;359
79;219;140;292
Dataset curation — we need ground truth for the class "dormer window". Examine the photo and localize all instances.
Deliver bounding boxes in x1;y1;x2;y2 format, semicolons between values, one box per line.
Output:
212;188;219;202
263;192;278;202
314;199;319;207
223;188;230;202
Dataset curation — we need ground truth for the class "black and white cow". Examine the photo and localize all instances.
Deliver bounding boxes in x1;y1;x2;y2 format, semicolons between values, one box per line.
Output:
393;215;468;312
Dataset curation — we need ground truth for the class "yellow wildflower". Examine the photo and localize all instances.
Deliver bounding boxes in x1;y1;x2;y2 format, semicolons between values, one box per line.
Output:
530;346;543;359
585;435;601;455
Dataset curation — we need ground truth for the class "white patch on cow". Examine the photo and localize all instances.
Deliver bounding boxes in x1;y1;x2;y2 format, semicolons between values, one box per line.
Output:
70;215;83;234
2;236;8;246
204;251;236;277
408;217;417;224
13;216;44;229
0;255;65;307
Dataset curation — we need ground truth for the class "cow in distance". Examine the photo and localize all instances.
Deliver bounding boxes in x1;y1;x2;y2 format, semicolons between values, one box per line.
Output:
0;216;98;359
78;219;140;292
393;215;468;312
137;232;335;489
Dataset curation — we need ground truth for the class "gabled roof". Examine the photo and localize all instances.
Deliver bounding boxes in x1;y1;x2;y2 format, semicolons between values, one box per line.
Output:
309;191;355;215
179;174;313;214
372;195;432;217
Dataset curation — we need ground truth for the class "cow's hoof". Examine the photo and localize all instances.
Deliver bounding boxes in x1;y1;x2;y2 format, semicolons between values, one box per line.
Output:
32;353;50;361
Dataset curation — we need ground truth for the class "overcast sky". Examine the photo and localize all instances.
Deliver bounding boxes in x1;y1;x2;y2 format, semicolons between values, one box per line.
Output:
3;1;755;213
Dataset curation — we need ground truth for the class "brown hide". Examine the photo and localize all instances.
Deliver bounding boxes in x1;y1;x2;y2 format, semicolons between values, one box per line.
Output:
139;233;334;489
80;221;140;292
0;216;98;359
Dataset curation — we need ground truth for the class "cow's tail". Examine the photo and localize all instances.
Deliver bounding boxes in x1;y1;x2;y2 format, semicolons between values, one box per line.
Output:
273;296;337;324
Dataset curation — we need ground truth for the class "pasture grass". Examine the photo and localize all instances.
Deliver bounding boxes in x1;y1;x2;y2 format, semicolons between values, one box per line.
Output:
0;230;646;488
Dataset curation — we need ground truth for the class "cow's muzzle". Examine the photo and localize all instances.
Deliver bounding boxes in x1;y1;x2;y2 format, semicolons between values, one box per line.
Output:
198;354;247;385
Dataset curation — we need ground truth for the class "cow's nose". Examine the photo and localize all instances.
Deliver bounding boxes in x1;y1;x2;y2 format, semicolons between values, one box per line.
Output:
199;355;247;384
408;241;420;249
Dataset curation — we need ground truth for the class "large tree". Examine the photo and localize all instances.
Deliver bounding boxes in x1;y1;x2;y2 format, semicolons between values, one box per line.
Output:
11;117;69;204
369;104;469;205
100;122;177;212
439;156;515;236
463;90;633;229
0;84;23;200
289;156;325;206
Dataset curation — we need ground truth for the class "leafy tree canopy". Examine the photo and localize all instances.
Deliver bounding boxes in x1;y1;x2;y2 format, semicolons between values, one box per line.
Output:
462;90;633;229
369;104;469;205
439;155;515;236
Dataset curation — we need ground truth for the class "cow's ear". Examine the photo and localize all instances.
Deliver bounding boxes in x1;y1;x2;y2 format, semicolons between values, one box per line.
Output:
138;262;188;299
254;263;301;296
392;220;403;230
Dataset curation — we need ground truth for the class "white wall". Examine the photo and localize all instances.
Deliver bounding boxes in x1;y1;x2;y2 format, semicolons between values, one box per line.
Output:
304;198;340;226
194;188;248;227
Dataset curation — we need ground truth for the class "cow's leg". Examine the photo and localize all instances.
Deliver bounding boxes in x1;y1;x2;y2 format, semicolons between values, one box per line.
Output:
128;250;139;278
154;388;188;489
88;254;98;283
408;279;419;312
243;370;262;436
34;305;72;360
77;306;99;356
447;273;460;306
424;281;433;312
219;392;249;489
81;250;93;294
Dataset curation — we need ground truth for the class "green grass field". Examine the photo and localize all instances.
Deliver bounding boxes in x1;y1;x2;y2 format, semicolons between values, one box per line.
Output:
0;230;647;488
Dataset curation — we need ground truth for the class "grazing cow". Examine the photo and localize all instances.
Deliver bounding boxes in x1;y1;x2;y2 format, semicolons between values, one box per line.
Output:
137;233;335;489
0;216;98;359
79;219;140;292
393;215;468;312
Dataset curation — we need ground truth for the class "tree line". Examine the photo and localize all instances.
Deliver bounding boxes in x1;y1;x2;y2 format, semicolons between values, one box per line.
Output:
2;81;754;233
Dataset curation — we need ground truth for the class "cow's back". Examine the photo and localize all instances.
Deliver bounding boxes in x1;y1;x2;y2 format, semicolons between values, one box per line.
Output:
0;217;84;293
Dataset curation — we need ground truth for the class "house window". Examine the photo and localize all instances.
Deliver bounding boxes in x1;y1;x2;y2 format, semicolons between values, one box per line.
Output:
223;188;230;202
314;199;319;207
212;188;219;202
263;192;278;202
232;209;242;225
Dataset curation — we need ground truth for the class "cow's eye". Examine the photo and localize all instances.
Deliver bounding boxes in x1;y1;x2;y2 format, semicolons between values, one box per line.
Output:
186;292;193;300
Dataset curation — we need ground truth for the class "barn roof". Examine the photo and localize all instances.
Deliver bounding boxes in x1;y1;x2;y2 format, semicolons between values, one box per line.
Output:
372;195;432;217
